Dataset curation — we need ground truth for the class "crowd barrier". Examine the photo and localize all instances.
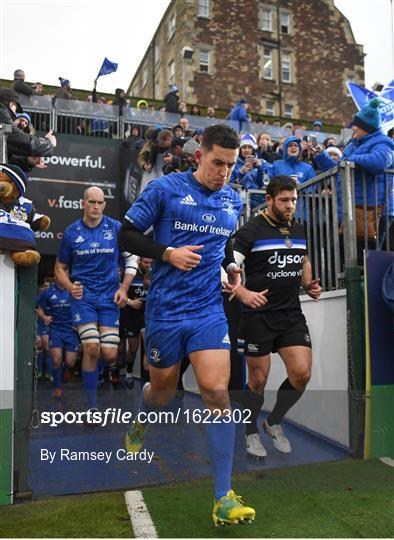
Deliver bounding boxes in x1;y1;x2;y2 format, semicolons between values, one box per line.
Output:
16;94;339;142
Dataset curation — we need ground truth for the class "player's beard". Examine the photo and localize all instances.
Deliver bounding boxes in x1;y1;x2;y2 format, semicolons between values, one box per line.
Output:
271;202;294;222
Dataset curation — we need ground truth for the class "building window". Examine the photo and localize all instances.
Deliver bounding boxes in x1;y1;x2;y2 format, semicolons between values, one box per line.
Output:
266;100;275;116
280;11;291;34
263;47;273;79
199;50;210;73
284;104;293;118
167;12;176;40
262;8;272;31
281;52;291;82
168;60;175;85
198;0;209;18
142;66;148;88
154;43;160;65
155;80;160;98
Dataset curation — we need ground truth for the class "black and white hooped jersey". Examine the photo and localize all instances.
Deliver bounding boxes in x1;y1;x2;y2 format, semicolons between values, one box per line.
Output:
233;212;307;312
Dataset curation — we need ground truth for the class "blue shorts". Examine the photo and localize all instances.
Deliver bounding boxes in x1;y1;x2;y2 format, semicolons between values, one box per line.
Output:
70;297;119;328
37;319;48;336
49;328;79;352
146;312;230;368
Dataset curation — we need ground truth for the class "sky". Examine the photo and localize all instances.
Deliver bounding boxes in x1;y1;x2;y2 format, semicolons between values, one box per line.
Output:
0;0;393;96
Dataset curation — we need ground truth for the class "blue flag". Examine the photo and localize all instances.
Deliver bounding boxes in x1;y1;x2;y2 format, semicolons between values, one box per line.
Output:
347;80;394;132
97;57;118;78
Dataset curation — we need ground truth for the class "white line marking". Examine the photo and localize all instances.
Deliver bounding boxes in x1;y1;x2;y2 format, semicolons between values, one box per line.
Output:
124;490;158;538
379;457;394;467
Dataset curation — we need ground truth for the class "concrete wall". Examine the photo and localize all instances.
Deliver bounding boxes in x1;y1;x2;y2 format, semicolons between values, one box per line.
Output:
184;289;349;447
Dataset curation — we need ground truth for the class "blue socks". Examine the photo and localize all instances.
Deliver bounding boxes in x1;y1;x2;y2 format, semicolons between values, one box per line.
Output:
138;382;155;416
205;417;235;501
82;369;98;409
37;351;43;373
52;367;61;389
45;354;53;378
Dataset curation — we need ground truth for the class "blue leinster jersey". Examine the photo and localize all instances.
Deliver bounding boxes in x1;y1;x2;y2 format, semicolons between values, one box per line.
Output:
37;284;73;330
57;215;122;301
125;170;243;320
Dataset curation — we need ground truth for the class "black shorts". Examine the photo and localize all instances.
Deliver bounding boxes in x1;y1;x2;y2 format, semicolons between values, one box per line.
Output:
240;308;312;357
119;309;145;339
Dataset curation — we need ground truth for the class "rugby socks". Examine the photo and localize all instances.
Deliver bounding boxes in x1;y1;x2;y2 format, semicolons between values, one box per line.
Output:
205;417;235;501
243;384;264;436
45;353;53;378
138;382;156;416
82;369;98;409
97;357;106;372
266;378;304;426
52;367;61;389
37;351;43;374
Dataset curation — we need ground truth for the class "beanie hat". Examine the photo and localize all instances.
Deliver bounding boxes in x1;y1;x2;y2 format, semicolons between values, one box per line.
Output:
326;146;343;159
168;84;178;93
239;97;248;104
16;112;31;126
353;97;382;133
182;138;199;156
171;136;186;148
0;163;28;197
136;99;148;108
59;77;70;87
240;132;257;149
313;120;323;128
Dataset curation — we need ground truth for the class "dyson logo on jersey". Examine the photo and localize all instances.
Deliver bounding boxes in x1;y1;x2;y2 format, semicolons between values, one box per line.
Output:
42;155;105;169
174;220;232;237
268;251;305;269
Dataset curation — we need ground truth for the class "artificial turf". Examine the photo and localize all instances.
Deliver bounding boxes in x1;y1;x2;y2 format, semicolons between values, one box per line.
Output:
0;491;133;538
143;459;394;538
0;459;393;538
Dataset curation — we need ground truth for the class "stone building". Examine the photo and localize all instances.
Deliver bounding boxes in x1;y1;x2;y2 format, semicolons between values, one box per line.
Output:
127;0;364;125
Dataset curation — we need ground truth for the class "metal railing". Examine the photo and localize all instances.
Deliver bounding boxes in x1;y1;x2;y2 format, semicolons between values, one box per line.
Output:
230;162;393;291
16;94;339;142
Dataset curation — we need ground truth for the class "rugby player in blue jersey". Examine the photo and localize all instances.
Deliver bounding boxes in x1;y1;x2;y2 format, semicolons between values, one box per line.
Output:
119;125;256;526
36;277;78;398
55;186;138;420
35;278;53;381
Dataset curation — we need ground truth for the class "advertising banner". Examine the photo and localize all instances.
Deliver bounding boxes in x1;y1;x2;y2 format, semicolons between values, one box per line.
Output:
25;136;123;255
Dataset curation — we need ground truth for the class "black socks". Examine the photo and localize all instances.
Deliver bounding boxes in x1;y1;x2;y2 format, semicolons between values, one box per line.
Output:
243;384;265;436
266;378;304;426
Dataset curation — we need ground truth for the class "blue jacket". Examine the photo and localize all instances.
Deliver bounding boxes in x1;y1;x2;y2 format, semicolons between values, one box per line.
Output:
230;156;247;184
269;136;316;184
314;129;394;208
229;102;249;123
229;102;249;132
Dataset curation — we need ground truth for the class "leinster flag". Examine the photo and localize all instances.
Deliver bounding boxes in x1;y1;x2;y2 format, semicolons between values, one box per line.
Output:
97;57;118;79
347;80;394;132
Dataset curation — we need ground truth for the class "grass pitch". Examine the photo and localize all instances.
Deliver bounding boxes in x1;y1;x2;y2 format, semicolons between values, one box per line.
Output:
0;459;393;538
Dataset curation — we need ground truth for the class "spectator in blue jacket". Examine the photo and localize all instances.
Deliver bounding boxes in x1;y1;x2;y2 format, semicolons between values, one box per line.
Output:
230;132;270;209
269;136;316;184
229;98;250;133
313;97;394;216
